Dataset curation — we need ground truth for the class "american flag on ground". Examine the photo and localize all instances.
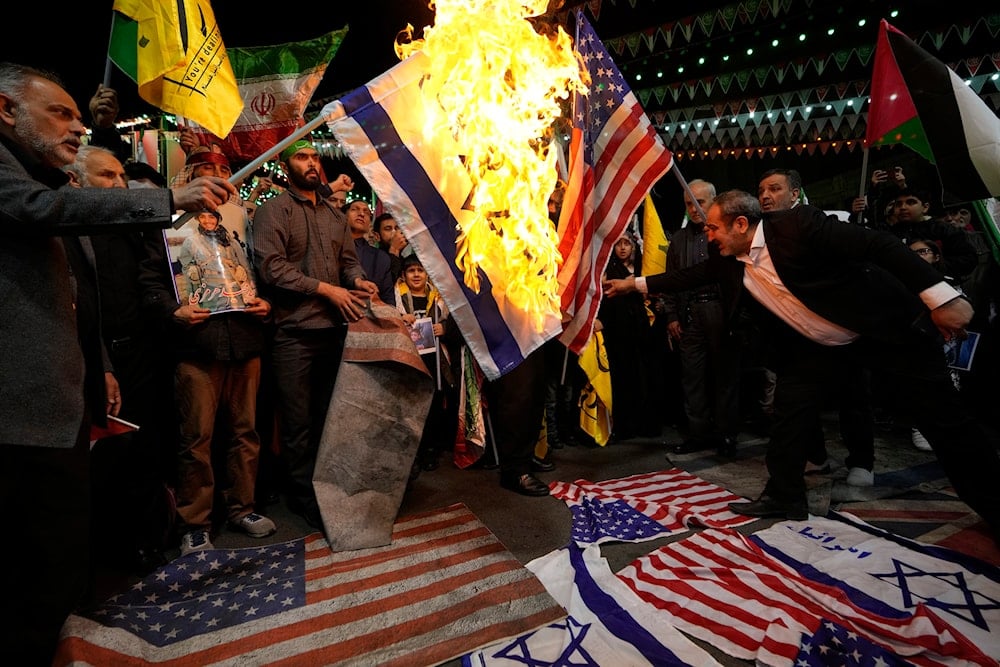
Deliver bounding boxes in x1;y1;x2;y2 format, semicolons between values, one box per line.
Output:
557;10;674;353
548;469;754;545
55;504;565;666
616;514;997;665
463;544;722;666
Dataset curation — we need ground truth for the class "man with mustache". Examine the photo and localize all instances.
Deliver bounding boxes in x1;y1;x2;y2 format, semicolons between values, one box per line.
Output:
604;190;1000;542
252;140;378;529
0;62;235;665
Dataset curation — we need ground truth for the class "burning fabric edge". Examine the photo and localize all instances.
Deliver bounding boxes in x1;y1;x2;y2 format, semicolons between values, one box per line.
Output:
320;51;565;380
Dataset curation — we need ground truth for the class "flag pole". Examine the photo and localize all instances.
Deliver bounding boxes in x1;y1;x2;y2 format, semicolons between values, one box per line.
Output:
173;107;337;229
856;145;871;225
671;164;705;222
103;12;116;87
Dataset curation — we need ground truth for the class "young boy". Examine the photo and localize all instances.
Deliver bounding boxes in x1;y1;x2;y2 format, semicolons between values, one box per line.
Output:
395;255;457;471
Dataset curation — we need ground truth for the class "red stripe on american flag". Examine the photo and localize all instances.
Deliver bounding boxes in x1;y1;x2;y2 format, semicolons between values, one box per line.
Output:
618;528;990;663
55;504;565;666
555;15;673;355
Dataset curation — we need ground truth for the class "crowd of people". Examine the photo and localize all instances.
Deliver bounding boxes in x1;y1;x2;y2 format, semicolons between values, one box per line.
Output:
3;60;1000;665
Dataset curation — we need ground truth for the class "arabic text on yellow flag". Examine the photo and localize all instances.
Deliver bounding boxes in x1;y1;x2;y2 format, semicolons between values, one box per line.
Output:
641;194;669;276
113;0;242;138
578;330;612;447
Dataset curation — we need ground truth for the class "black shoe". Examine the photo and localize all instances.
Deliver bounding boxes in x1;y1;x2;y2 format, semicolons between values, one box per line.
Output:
500;473;551;496
671;439;714;455
547;438;564;450
717;436;738;457
728;496;808;521
531;456;555;472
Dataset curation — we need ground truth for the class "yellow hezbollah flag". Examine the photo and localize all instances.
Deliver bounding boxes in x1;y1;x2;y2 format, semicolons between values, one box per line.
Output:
112;0;242;138
577;330;612;446
641;194;669;276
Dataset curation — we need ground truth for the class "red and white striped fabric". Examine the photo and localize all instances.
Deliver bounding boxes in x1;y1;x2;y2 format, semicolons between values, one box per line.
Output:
557;10;674;354
55;504;565;666
616;517;995;665
549;468;755;545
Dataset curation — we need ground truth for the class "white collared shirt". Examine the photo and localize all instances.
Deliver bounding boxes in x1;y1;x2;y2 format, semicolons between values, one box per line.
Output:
634;222;961;346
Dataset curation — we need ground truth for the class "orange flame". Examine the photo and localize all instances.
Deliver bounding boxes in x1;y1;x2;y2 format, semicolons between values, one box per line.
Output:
397;0;588;329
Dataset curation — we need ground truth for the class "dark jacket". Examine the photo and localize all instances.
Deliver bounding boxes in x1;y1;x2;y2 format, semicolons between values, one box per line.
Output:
645;205;951;345
0;137;173;448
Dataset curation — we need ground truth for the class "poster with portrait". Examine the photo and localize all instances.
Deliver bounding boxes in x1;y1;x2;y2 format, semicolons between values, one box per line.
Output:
409;316;436;355
945;331;980;372
163;199;257;315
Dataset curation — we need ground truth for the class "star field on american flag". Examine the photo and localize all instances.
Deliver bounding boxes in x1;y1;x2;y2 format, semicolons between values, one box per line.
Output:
84;540;306;646
794;619;906;667
555;10;673;353
574;25;629;168
569;496;670;544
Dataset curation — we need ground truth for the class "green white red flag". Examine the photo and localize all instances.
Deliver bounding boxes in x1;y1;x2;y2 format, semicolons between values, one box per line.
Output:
866;19;1000;202
185;27;347;162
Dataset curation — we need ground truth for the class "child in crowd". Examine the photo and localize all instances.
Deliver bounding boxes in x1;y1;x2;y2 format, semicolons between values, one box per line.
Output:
394;255;459;472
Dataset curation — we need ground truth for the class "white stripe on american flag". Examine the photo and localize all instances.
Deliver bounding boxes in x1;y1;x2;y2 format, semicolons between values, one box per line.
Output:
616;528;990;665
556;12;673;354
550;469;755;535
56;504;564;666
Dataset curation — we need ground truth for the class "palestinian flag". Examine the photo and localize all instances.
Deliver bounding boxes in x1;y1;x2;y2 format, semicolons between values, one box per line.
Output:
185;27;347;162
866;19;1000;202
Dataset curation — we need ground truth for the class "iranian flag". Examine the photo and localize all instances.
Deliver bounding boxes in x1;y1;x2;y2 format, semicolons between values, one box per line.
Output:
866;19;1000;202
185;27;347;162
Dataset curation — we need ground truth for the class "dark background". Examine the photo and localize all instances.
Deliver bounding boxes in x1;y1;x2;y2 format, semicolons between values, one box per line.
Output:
2;1;991;222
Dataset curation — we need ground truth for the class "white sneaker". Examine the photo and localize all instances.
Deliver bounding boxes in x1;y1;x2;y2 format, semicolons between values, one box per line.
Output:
180;530;213;556
911;428;932;451
846;467;875;487
230;512;277;538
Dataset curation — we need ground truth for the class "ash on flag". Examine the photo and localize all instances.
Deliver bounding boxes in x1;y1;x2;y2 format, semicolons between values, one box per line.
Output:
866;19;1000;202
557;9;674;354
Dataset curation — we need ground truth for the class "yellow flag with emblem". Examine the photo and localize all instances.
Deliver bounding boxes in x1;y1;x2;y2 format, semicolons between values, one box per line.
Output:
577;330;612;446
641;194;669;276
112;0;243;138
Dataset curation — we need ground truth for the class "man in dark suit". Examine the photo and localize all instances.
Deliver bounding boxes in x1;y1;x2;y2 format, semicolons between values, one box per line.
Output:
604;189;1000;539
0;62;235;665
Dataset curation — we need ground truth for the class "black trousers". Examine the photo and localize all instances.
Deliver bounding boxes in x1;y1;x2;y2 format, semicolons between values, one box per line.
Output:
1;430;90;666
764;325;1000;536
484;347;547;478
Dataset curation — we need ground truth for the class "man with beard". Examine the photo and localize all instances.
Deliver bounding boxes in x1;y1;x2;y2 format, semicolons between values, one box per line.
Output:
0;62;234;665
252;140;378;528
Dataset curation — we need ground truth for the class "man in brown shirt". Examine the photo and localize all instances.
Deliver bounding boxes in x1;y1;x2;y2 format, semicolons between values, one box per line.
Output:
252;140;377;527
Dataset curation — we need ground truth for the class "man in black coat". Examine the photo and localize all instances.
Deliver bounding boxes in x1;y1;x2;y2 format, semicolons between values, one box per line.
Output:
604;189;1000;539
0;62;235;665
